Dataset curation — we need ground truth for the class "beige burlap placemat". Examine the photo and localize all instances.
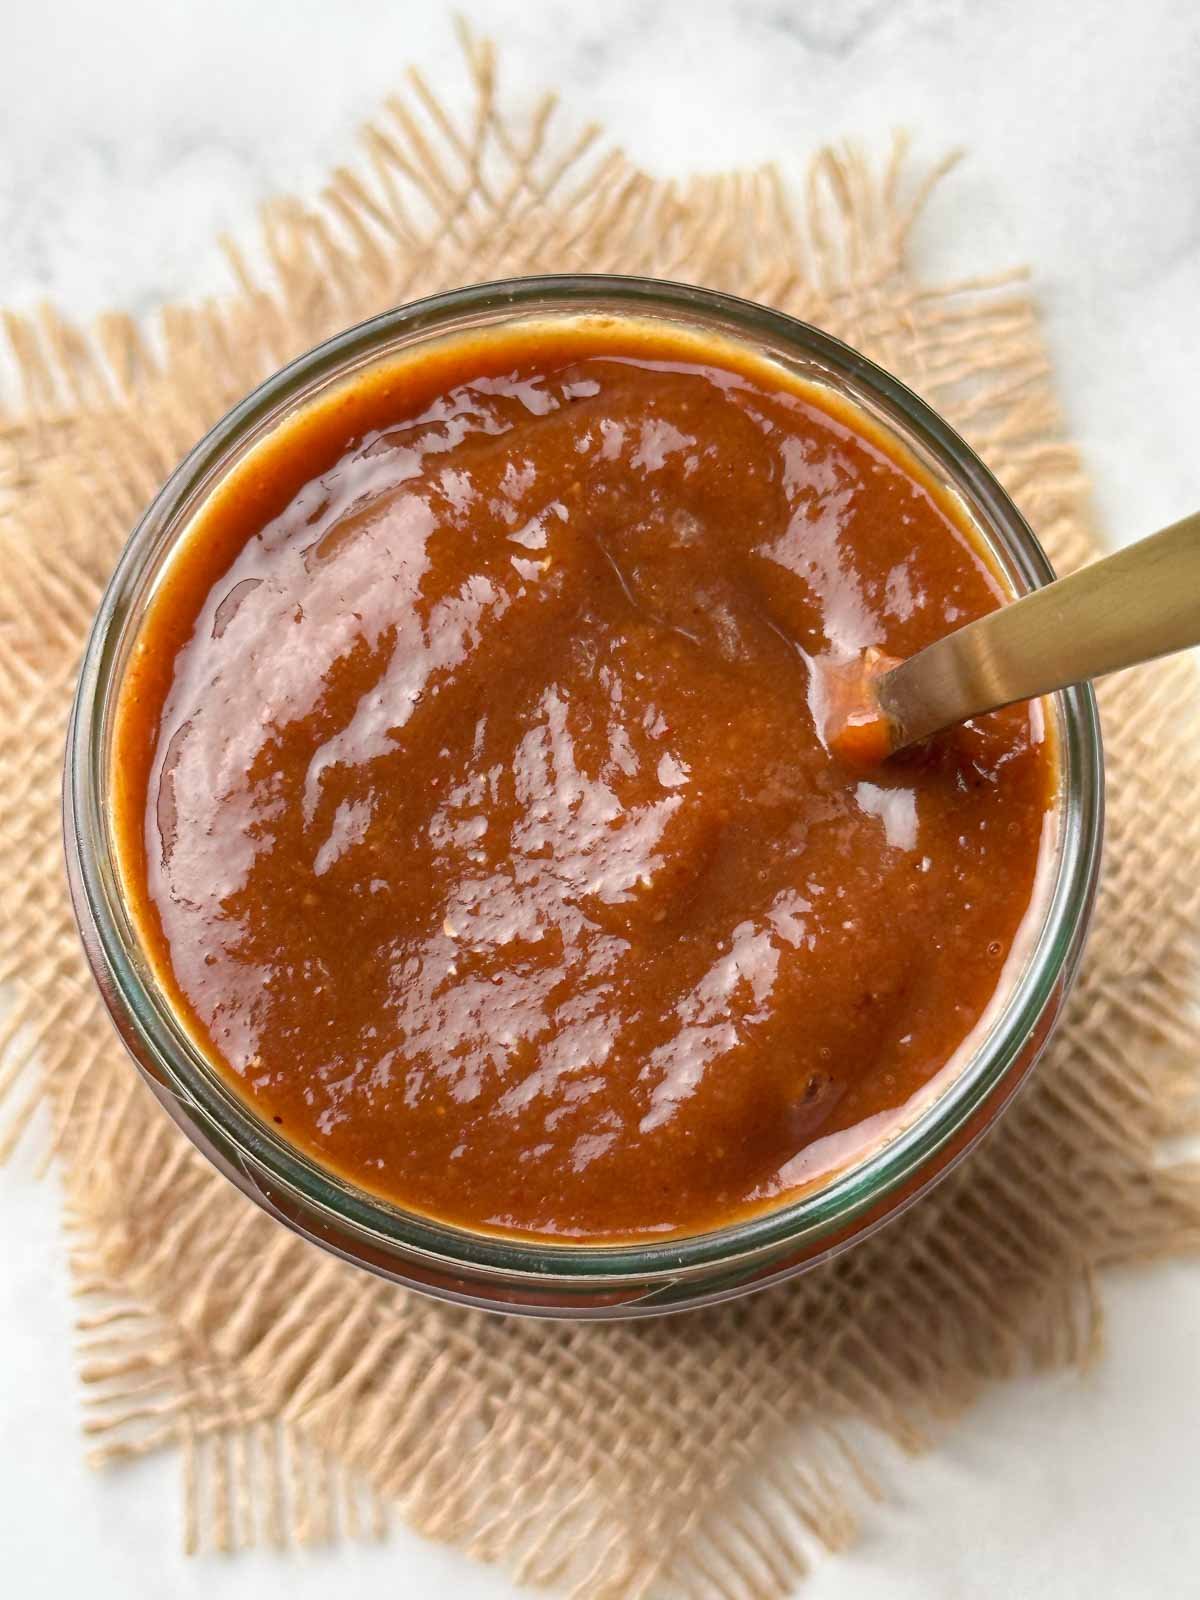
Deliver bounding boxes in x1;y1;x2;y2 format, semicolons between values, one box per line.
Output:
3;30;1200;1598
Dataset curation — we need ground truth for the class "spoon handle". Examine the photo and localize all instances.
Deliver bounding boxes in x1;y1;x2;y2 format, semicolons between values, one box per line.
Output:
877;509;1200;747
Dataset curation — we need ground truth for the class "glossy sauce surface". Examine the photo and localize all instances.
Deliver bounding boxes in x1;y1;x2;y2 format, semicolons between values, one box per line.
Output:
114;320;1053;1241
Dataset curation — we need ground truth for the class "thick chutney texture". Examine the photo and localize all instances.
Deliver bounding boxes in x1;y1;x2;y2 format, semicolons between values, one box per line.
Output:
113;320;1053;1241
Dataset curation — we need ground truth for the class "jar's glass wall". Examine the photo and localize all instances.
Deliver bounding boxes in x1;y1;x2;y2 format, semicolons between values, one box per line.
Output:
64;277;1104;1317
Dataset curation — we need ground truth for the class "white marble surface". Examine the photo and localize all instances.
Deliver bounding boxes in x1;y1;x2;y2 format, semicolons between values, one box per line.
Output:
3;1;1199;1595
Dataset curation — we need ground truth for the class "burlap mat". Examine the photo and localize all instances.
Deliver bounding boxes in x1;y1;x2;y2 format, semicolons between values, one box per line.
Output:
3;31;1200;1598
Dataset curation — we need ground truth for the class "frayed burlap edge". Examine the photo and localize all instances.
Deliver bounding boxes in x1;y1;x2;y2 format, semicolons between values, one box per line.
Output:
3;25;1200;1598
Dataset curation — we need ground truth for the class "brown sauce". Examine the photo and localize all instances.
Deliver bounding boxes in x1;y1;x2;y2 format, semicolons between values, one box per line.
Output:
112;319;1054;1242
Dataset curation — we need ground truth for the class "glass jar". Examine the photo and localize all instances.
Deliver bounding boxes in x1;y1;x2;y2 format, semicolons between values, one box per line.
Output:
64;276;1104;1317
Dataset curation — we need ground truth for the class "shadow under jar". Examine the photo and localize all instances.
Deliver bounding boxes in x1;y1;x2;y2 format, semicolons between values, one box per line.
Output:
64;276;1103;1317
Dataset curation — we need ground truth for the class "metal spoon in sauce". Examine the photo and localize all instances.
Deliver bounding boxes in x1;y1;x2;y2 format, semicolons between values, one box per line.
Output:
825;509;1200;765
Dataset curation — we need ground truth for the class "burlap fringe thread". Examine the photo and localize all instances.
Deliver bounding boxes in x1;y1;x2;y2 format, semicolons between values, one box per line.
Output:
3;26;1200;1598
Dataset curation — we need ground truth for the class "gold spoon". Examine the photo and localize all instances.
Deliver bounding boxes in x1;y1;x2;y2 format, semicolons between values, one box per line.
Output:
826;509;1200;764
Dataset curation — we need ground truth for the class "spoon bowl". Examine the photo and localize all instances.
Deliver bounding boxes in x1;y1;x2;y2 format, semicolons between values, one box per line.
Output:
827;509;1200;763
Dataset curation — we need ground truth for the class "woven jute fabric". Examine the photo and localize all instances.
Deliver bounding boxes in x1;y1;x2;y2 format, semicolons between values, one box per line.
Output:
3;33;1199;1597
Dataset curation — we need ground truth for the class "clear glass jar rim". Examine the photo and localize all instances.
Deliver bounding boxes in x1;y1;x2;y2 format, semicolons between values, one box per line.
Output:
65;274;1104;1286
